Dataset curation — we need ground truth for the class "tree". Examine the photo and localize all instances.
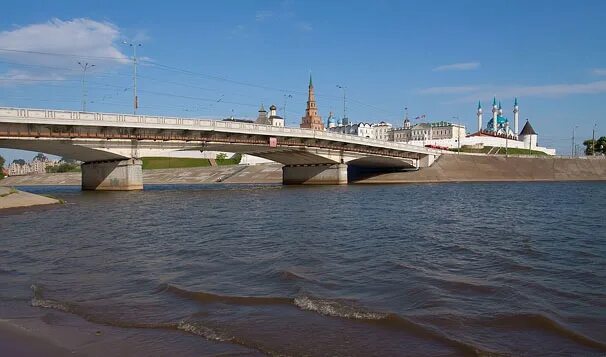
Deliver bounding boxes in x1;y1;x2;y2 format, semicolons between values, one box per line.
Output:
59;157;78;164
216;153;228;160
584;136;606;155
0;155;4;179
33;152;48;162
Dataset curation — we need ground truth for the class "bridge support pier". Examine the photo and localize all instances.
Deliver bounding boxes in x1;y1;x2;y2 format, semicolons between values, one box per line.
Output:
81;159;143;191
282;164;348;185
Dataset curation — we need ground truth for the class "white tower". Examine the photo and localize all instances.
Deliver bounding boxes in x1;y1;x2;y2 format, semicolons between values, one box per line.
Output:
513;97;519;137
491;97;498;132
476;101;483;132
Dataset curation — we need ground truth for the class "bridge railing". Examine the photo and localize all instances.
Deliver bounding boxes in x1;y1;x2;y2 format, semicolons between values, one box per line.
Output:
0;106;440;155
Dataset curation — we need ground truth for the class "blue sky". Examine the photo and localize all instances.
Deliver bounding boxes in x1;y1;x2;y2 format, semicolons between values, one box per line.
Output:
1;0;605;161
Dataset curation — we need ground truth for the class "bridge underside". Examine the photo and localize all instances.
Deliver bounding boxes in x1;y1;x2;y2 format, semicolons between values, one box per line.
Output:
0;122;436;188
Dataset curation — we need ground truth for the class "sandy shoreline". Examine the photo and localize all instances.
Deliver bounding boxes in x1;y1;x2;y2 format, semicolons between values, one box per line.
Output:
0;319;72;357
0;186;61;210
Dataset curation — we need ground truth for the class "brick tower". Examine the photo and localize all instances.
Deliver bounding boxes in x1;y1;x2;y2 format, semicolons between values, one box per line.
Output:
300;75;324;130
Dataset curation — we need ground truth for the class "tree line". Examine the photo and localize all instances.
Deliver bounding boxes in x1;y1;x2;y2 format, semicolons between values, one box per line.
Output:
583;136;606;155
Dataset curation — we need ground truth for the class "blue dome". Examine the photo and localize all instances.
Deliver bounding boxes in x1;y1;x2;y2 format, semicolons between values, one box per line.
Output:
486;115;509;131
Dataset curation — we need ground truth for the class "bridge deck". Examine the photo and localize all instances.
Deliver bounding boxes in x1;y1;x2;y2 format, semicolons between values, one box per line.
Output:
0;107;440;156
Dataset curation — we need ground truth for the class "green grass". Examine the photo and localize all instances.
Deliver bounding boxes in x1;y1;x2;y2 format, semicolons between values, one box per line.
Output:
142;157;211;170
142;154;242;170
217;153;242;166
46;163;81;173
450;146;547;156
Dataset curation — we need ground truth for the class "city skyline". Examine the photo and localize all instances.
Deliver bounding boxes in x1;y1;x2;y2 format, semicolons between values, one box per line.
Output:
1;0;605;161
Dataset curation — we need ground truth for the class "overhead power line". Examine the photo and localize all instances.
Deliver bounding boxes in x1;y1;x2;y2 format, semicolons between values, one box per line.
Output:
0;47;401;117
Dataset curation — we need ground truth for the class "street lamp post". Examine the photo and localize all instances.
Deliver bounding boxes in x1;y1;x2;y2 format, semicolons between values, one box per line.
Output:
123;41;142;115
572;125;579;157
78;62;95;112
452;116;460;154
592;123;597;156
505;122;509;157
336;85;347;125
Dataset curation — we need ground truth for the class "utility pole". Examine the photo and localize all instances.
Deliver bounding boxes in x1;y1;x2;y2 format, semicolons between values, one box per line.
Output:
453;116;461;153
123;41;142;115
592;123;597;156
336;85;347;124
572;125;579;157
78;62;95;112
505;122;509;157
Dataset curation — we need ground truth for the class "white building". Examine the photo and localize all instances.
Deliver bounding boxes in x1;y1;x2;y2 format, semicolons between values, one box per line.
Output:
7;157;59;176
268;105;284;127
327;121;392;140
255;104;284;127
390;120;466;144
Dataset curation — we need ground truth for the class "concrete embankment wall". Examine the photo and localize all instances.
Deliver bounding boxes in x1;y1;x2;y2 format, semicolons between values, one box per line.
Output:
354;155;606;183
1;157;605;186
0;164;283;186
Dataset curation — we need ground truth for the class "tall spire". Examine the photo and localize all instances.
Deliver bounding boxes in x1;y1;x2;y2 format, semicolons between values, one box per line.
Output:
477;100;482;109
498;101;502;110
513;97;519;136
492;97;497;106
300;75;323;130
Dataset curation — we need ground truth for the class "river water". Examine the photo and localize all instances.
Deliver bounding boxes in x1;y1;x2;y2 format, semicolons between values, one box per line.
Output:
1;182;605;356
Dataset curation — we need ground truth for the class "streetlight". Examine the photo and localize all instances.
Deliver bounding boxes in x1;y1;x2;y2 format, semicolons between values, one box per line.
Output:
572;125;579;157
336;84;347;125
452;116;461;153
123;40;142;115
592;123;597;156
78;62;95;112
505;121;509;157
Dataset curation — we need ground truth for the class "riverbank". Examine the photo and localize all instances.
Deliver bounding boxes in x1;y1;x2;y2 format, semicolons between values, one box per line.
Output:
1;156;605;187
355;155;606;183
0;186;61;209
0;320;72;357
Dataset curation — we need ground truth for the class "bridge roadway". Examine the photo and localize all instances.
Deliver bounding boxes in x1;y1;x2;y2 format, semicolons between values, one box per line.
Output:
0;107;442;189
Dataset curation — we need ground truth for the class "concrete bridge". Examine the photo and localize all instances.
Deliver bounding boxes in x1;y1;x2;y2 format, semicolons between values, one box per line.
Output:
0;107;441;190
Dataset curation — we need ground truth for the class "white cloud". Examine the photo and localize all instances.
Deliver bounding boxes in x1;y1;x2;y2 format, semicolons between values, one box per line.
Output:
0;18;129;84
419;81;606;103
507;81;606;97
592;68;606;76
296;22;313;32
432;62;480;72
255;10;273;22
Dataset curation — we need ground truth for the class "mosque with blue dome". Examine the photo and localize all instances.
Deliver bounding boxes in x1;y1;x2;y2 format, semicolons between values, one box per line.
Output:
476;97;519;138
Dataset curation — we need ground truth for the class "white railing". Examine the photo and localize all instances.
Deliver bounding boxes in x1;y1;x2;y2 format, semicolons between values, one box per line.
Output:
0;106;439;155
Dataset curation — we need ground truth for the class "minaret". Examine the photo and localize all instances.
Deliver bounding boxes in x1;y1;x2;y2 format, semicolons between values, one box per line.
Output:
513;97;519;137
492;97;498;132
476;101;483;132
300;74;324;130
